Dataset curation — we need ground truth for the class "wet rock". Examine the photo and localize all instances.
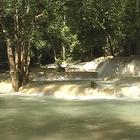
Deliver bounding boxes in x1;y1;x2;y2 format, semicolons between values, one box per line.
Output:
91;81;97;88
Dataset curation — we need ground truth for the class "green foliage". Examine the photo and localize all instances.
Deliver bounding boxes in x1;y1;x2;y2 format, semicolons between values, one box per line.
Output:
0;0;140;66
123;0;140;50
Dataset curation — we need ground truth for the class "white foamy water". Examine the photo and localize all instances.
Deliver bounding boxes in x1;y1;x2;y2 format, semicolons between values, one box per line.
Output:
97;56;140;77
1;56;140;99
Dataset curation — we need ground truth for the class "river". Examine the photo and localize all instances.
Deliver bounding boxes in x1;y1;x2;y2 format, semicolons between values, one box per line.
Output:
0;95;140;140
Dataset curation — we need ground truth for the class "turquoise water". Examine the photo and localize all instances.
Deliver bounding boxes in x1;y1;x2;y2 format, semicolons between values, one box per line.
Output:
0;95;140;140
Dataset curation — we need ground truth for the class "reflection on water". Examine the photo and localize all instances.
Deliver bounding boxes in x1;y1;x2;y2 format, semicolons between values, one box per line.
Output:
0;95;140;140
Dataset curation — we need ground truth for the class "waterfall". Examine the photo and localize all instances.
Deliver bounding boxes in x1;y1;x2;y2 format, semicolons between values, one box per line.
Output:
1;56;140;98
97;56;140;78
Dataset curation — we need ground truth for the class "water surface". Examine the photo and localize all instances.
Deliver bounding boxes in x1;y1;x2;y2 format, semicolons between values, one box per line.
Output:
0;95;140;140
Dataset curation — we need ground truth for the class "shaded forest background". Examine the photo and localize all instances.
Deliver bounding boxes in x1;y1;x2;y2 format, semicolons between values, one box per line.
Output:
0;0;140;64
0;0;140;91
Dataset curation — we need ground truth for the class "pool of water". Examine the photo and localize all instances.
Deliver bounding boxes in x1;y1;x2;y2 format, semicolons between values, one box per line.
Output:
0;95;140;140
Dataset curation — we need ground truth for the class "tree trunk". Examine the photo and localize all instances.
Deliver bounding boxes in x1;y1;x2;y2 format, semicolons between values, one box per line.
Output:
21;41;31;85
6;38;30;92
6;38;20;91
62;45;66;61
105;36;115;57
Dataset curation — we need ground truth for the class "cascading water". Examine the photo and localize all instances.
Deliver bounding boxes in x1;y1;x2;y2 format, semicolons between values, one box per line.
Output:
97;56;140;78
1;56;140;98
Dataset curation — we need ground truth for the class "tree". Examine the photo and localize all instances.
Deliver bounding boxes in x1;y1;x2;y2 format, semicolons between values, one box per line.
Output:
0;0;46;91
122;0;140;55
64;0;127;57
33;0;80;66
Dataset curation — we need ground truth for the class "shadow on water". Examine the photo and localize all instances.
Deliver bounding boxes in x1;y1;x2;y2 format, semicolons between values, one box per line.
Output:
0;96;140;140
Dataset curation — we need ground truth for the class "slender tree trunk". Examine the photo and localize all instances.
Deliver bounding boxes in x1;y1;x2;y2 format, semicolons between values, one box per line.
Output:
53;47;57;61
6;38;20;91
62;45;66;61
21;41;31;84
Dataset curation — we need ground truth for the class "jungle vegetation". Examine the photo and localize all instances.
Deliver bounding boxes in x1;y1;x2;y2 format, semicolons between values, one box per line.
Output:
0;0;140;91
